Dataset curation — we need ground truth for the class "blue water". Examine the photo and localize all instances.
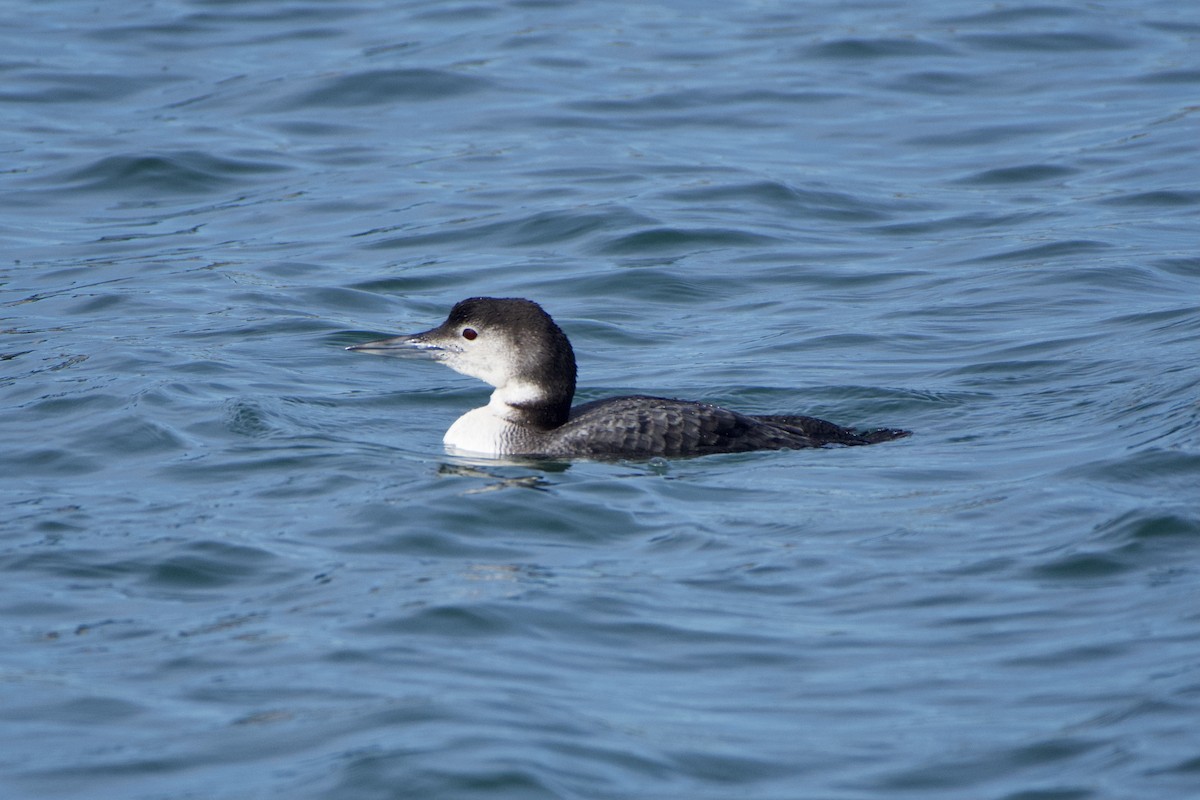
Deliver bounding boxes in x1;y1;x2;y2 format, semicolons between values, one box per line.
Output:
3;1;1200;798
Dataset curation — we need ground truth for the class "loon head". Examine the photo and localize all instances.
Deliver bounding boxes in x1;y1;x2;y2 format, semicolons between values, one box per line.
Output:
347;297;577;428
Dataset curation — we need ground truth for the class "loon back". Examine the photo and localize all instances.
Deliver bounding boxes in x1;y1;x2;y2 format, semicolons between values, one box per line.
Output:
545;395;907;458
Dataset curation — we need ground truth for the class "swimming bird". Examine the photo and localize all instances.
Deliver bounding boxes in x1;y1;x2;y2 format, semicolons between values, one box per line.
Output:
347;297;909;458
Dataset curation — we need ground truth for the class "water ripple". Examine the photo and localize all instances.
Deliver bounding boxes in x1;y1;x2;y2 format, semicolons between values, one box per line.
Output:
961;32;1136;52
282;67;492;108
53;152;290;195
4;1;1199;798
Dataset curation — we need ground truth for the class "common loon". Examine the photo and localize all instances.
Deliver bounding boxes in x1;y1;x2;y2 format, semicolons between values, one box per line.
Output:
347;297;909;458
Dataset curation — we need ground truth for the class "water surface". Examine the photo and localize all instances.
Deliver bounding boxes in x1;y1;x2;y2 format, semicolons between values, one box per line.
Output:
3;1;1200;798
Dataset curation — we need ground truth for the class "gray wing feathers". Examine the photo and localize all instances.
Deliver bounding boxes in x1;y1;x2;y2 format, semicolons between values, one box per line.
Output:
546;396;821;457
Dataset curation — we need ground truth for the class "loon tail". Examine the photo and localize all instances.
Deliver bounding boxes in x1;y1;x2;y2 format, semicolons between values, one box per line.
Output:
855;427;911;445
752;414;911;447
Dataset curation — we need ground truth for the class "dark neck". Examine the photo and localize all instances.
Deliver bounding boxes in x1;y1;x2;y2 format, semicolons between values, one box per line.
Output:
508;395;572;431
495;307;577;431
510;329;576;430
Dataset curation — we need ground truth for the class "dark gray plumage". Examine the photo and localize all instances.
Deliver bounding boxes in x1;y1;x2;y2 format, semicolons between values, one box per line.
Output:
548;396;906;457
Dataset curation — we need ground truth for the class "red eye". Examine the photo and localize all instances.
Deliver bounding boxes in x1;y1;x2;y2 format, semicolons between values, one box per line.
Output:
462;328;477;341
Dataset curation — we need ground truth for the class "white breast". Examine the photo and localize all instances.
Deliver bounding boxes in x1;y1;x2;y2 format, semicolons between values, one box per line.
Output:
442;405;514;455
441;384;547;456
